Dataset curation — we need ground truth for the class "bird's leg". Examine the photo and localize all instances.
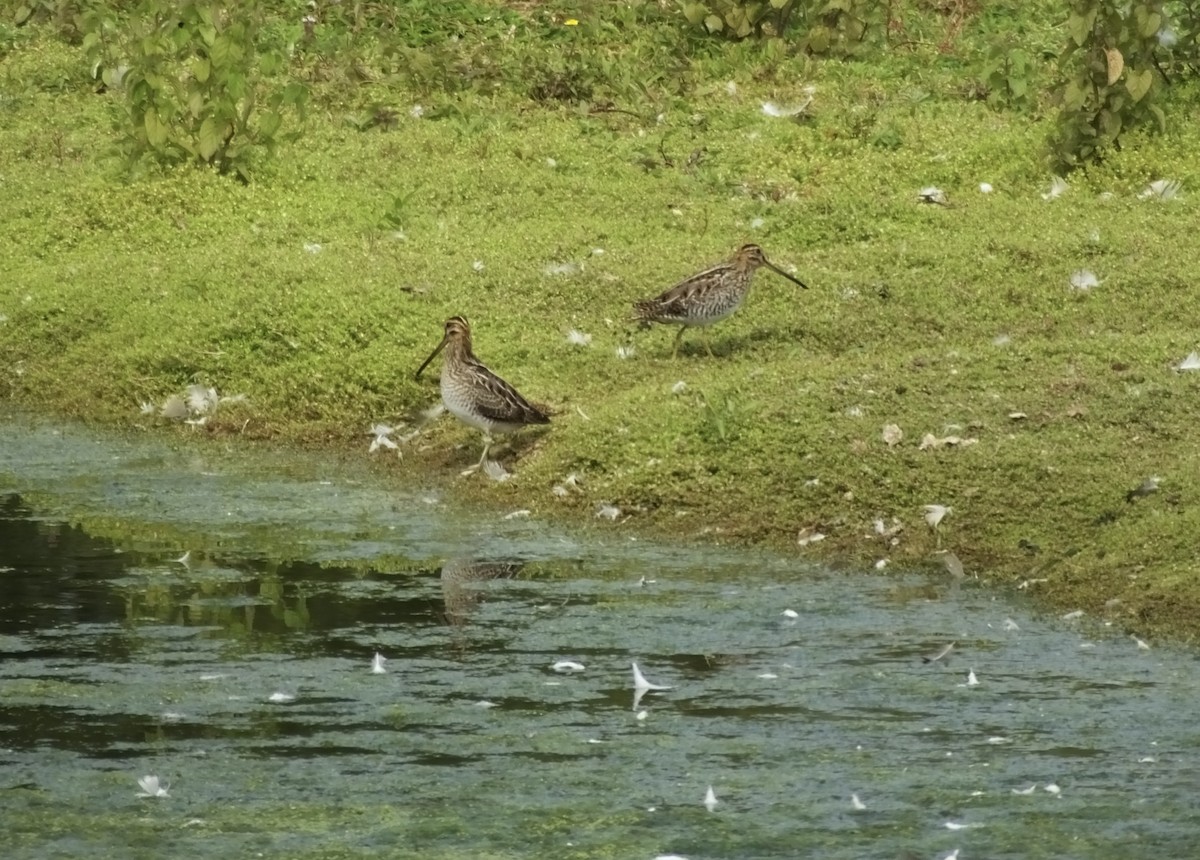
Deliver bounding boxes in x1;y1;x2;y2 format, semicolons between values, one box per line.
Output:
460;435;493;476
672;325;687;359
701;328;715;357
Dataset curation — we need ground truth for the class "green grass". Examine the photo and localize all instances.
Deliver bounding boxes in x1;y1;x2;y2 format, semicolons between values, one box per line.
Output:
3;2;1200;640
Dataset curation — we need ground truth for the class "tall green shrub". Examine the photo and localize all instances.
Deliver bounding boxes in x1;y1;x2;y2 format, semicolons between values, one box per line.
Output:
1050;0;1166;170
80;0;306;180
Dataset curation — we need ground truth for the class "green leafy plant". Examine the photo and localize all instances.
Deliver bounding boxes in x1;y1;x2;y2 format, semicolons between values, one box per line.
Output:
802;0;875;53
679;0;800;38
1049;0;1166;171
1155;1;1200;78
676;0;875;53
980;35;1038;112
79;0;307;180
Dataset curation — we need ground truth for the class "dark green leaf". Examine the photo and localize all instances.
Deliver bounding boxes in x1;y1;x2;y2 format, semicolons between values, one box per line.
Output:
1099;109;1121;140
1066;13;1088;46
198;116;223;160
211;35;232;68
258;110;282;138
1125;68;1152;102
1062;78;1085;111
1150;104;1166;132
144;108;168;147
680;2;707;25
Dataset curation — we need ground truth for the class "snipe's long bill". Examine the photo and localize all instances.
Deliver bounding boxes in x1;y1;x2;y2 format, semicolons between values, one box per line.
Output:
415;316;551;472
631;243;807;358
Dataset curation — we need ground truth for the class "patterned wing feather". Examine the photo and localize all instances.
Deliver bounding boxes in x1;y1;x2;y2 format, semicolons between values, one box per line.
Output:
634;262;732;323
467;361;552;426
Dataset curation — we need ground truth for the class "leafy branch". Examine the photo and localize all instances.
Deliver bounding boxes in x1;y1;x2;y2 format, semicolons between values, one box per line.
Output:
80;0;307;180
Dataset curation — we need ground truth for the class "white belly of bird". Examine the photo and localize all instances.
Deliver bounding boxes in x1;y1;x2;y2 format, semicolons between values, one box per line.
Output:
442;376;521;436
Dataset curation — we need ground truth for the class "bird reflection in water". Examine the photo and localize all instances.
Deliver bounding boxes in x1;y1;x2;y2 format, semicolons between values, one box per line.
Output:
439;557;525;626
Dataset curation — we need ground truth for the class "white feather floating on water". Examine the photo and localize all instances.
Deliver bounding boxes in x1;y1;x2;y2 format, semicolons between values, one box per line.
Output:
632;662;671;692
136;775;170;798
371;652;387;674
704;785;718;812
923;641;955;664
631;661;671;710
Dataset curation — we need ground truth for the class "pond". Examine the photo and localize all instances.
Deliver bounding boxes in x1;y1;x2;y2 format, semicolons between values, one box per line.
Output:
0;417;1196;859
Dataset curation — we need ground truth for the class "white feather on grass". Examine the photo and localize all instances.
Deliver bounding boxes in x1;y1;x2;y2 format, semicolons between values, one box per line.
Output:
1042;175;1069;200
1174;351;1200;371
924;504;951;528
595;503;621;521
368;424;399;453
483;459;511;482
761;87;814;118
1138;179;1182;201
1069;269;1101;291
918;186;950;206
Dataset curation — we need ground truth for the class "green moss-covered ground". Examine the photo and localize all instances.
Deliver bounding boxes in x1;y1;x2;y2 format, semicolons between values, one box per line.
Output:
3;4;1200;640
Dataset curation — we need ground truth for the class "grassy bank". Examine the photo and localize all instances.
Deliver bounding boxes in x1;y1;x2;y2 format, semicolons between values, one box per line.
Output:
3;2;1200;640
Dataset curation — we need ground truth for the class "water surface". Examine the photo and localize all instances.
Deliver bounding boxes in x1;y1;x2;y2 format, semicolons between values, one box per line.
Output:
0;418;1195;859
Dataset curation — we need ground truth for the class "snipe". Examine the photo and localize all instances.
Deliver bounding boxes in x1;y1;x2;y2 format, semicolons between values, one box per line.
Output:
632;243;807;358
415;316;550;472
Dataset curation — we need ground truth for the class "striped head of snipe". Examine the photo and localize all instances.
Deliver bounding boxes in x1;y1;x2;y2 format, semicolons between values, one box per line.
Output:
731;244;807;290
415;316;473;380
